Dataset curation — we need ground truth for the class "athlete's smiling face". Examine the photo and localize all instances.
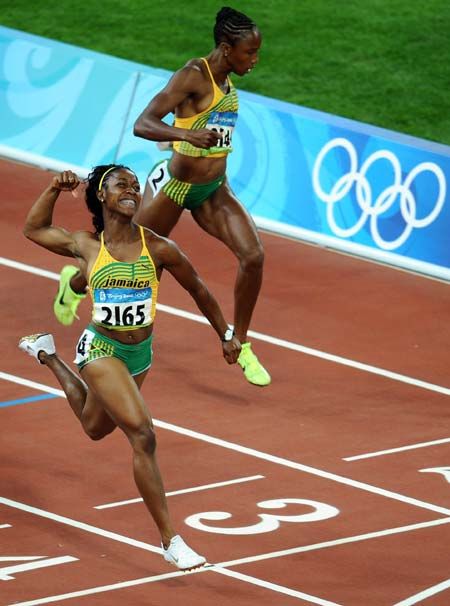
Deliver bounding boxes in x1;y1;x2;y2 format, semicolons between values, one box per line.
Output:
227;29;261;76
102;169;141;215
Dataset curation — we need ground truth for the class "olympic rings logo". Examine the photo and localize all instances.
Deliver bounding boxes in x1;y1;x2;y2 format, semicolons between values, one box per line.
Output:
312;138;447;250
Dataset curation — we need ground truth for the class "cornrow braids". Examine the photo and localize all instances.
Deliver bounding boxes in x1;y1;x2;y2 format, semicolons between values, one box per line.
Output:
213;6;256;47
85;164;130;234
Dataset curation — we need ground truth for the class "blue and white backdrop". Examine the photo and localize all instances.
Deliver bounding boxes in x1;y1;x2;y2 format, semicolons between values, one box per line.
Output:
1;26;449;280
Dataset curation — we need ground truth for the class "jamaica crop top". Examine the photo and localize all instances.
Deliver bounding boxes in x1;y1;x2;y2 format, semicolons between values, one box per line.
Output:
173;58;239;158
88;226;159;331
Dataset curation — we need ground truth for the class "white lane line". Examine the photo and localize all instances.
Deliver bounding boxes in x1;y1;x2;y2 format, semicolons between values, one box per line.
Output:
243;329;450;396
343;437;450;461
2;373;450;517
6;568;204;606
2;255;450;396
0;557;42;562
392;578;450;605
212;566;342;605
1;497;334;605
6;565;338;606
0;496;162;555
154;418;450;516
419;467;450;483
95;475;265;510
0;524;12;529
217;516;450;568
0;257;59;280
2;501;447;604
0;372;64;397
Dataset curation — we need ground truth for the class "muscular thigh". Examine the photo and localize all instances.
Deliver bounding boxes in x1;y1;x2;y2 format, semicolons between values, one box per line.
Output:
135;182;183;237
81;357;152;433
192;179;262;256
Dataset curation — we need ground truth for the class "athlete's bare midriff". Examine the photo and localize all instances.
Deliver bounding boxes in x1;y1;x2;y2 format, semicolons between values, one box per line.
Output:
169;150;227;183
93;322;154;345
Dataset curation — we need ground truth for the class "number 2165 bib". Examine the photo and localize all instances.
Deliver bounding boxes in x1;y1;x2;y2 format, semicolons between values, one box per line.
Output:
92;287;152;329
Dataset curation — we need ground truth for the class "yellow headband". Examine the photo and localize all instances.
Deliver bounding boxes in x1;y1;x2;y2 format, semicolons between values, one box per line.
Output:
97;166;117;191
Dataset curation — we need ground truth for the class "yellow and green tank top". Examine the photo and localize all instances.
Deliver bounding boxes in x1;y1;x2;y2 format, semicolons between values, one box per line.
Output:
88;226;159;331
173;57;239;158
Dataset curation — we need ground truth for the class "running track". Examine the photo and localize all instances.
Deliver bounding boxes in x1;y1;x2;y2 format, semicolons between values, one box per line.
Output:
0;158;449;606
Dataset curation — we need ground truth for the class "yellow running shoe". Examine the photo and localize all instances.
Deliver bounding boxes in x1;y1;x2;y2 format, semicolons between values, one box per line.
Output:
53;265;86;326
238;342;271;386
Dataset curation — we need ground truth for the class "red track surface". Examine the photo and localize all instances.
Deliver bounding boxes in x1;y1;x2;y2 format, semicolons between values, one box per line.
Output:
1;158;449;606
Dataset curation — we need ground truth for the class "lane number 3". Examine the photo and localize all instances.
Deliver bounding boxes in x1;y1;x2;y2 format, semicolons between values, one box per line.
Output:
185;498;339;535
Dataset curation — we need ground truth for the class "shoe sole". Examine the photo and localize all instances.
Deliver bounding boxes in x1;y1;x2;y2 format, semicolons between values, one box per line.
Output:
240;367;271;387
171;561;207;571
163;556;207;571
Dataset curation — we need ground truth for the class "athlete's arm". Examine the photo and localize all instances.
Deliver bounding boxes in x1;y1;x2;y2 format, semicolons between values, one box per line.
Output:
154;236;240;363
133;65;222;150
23;171;83;258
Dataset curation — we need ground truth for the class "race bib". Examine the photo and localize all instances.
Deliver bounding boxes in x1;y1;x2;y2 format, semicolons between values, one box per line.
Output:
92;288;152;328
147;160;170;196
74;328;96;366
205;111;237;151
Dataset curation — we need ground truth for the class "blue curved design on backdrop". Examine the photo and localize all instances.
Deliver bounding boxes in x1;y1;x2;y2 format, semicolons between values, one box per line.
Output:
1;25;449;277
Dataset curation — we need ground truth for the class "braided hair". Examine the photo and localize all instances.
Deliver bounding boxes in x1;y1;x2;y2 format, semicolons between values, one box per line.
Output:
85;164;131;234
213;6;257;47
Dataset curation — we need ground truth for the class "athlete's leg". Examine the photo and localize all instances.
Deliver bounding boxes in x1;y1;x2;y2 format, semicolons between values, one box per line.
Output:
81;357;174;545
191;180;264;342
19;334;205;568
192;181;270;386
134;183;183;237
81;360;205;567
18;334;116;439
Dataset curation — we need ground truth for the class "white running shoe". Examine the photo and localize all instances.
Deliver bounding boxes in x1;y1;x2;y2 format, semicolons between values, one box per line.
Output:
162;535;206;570
19;333;56;364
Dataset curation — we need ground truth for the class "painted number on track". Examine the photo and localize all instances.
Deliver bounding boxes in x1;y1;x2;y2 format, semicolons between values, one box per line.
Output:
185;498;339;535
0;556;78;581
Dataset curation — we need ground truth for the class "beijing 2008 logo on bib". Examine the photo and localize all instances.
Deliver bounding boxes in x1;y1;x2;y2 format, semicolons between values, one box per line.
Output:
312;137;447;251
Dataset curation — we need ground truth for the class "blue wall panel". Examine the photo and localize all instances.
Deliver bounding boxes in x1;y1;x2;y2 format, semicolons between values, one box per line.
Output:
1;26;449;279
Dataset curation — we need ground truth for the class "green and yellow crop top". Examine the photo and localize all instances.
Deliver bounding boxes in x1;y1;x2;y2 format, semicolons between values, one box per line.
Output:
88;226;159;331
173;58;239;158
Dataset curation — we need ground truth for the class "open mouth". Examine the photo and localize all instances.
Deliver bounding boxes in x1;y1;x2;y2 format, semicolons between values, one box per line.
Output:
119;198;136;209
